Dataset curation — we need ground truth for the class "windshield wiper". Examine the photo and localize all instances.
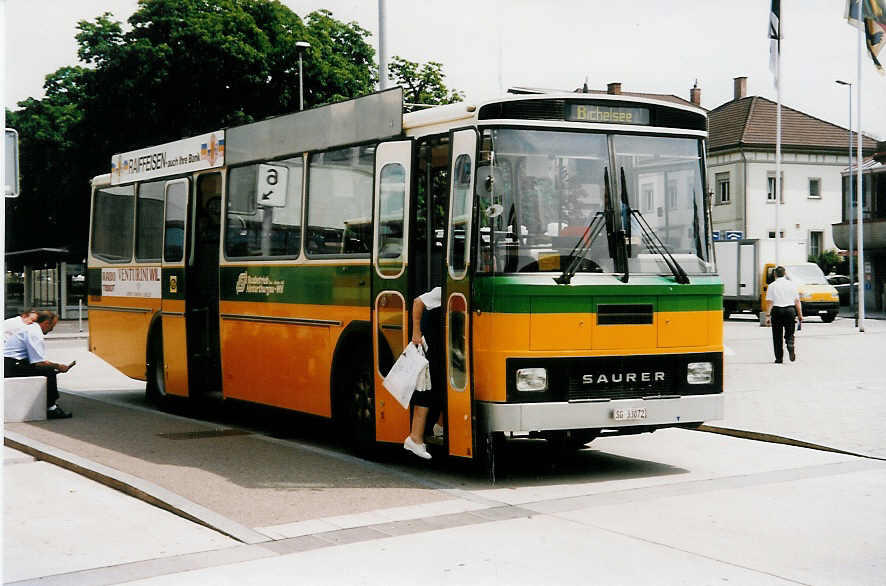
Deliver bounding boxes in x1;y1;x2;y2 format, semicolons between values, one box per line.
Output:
619;167;690;285
554;211;606;285
618;168;631;283
555;167;613;285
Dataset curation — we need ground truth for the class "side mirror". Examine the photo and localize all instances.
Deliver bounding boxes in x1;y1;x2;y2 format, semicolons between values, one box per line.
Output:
475;163;505;200
5;128;20;198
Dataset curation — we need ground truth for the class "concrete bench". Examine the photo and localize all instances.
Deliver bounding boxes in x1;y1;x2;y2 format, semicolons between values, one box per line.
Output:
4;377;47;422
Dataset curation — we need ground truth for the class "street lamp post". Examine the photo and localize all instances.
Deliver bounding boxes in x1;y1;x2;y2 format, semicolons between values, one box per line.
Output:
835;80;856;323
296;41;311;111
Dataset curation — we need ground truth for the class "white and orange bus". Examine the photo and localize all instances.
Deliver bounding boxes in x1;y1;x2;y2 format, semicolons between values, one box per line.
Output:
88;87;723;461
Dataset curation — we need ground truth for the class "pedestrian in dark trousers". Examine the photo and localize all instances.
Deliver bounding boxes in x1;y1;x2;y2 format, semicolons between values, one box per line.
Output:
764;266;803;363
3;311;73;418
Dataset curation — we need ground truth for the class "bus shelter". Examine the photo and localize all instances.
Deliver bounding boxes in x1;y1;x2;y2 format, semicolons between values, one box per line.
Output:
4;247;87;320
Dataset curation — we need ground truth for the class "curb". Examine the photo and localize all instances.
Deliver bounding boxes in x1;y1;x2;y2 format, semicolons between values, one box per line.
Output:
3;430;272;545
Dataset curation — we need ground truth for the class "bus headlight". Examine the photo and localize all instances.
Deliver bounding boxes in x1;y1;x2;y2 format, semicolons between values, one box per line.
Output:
516;368;547;392
686;362;713;385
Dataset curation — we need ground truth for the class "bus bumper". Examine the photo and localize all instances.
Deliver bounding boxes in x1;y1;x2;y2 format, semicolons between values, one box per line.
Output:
476;394;724;434
800;301;838;316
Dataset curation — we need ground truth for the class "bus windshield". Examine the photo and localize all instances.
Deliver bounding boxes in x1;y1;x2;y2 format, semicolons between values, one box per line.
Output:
477;128;712;276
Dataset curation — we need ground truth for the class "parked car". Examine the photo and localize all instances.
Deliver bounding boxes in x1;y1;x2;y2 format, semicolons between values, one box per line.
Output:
826;274;854;305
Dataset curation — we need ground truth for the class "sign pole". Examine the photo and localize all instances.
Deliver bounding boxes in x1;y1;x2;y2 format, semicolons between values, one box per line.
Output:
856;0;865;332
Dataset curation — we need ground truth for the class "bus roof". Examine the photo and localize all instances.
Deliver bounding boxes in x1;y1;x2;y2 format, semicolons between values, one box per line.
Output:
403;92;707;137
95;88;709;185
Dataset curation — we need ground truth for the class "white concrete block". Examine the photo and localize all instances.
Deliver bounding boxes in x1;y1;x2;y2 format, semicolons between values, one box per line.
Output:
3;377;47;422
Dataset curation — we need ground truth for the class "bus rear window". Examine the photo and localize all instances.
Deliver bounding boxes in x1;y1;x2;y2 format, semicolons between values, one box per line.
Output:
91;185;134;262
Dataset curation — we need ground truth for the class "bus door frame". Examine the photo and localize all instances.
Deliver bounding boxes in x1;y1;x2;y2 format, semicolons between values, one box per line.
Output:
444;128;479;458
186;171;224;394
160;177;191;397
371;138;415;443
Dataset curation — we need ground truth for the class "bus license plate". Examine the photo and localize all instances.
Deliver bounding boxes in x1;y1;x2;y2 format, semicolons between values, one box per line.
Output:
612;407;647;421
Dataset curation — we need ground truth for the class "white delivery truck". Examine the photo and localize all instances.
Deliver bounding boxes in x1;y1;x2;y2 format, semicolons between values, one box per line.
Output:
715;239;840;322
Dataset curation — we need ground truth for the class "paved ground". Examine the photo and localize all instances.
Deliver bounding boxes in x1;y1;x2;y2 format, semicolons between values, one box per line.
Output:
3;315;885;584
721;313;886;458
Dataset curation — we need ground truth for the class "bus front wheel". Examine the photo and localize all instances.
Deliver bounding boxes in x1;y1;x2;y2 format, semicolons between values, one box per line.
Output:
545;429;599;454
337;352;376;456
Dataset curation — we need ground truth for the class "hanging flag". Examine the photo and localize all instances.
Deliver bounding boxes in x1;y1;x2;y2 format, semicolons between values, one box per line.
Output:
769;0;781;85
846;0;886;73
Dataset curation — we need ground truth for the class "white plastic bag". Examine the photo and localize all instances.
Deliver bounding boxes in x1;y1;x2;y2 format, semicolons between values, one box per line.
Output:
383;343;429;409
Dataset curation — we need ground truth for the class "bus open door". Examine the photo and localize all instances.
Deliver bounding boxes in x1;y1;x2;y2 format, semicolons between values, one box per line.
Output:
371;139;414;444
444;128;478;458
156;178;191;399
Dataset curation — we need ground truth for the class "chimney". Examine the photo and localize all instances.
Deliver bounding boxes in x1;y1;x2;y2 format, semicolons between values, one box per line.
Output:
733;76;747;100
607;82;622;95
689;80;701;106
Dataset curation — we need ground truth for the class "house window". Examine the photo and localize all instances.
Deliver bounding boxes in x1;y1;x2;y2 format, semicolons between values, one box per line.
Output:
809;231;823;258
808;178;821;199
642;184;654;212
716;172;730;205
767;173;784;203
667;179;679;210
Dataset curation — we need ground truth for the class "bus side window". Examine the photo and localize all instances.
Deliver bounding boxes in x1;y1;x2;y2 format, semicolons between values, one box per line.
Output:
225;158;303;258
449;154;472;277
306;145;376;257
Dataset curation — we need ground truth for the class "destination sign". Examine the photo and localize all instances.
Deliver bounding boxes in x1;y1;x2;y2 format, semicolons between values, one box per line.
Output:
566;104;650;125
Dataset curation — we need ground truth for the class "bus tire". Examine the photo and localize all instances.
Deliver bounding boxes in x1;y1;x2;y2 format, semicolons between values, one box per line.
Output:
821;311;837;323
145;329;169;408
336;350;376;457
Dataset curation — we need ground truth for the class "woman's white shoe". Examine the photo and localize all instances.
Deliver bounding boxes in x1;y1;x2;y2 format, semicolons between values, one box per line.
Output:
404;436;432;459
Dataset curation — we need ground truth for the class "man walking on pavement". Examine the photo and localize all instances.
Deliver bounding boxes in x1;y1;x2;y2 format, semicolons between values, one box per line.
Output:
764;266;803;364
3;310;73;418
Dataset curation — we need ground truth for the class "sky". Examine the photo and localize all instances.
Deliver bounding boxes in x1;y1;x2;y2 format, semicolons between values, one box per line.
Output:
5;0;886;141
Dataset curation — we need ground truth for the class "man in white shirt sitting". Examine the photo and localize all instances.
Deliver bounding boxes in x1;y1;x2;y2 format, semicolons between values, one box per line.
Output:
764;266;803;363
3;308;38;342
4;311;73;419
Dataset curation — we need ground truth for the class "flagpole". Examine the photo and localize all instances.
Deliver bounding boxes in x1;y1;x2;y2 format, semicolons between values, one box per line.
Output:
856;0;865;332
775;12;782;265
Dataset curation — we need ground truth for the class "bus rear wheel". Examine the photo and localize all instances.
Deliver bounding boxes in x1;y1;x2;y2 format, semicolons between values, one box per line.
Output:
145;332;169;408
821;311;837;323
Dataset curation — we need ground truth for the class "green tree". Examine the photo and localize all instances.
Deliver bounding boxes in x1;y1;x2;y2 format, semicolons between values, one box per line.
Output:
809;249;842;274
6;66;93;252
387;56;464;111
7;0;377;255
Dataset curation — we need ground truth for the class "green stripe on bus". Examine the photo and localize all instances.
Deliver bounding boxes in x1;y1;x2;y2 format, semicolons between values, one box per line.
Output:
472;275;723;313
219;265;371;305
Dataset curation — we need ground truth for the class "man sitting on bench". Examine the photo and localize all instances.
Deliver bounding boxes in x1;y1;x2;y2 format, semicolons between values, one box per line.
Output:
4;310;73;419
3;308;38;342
